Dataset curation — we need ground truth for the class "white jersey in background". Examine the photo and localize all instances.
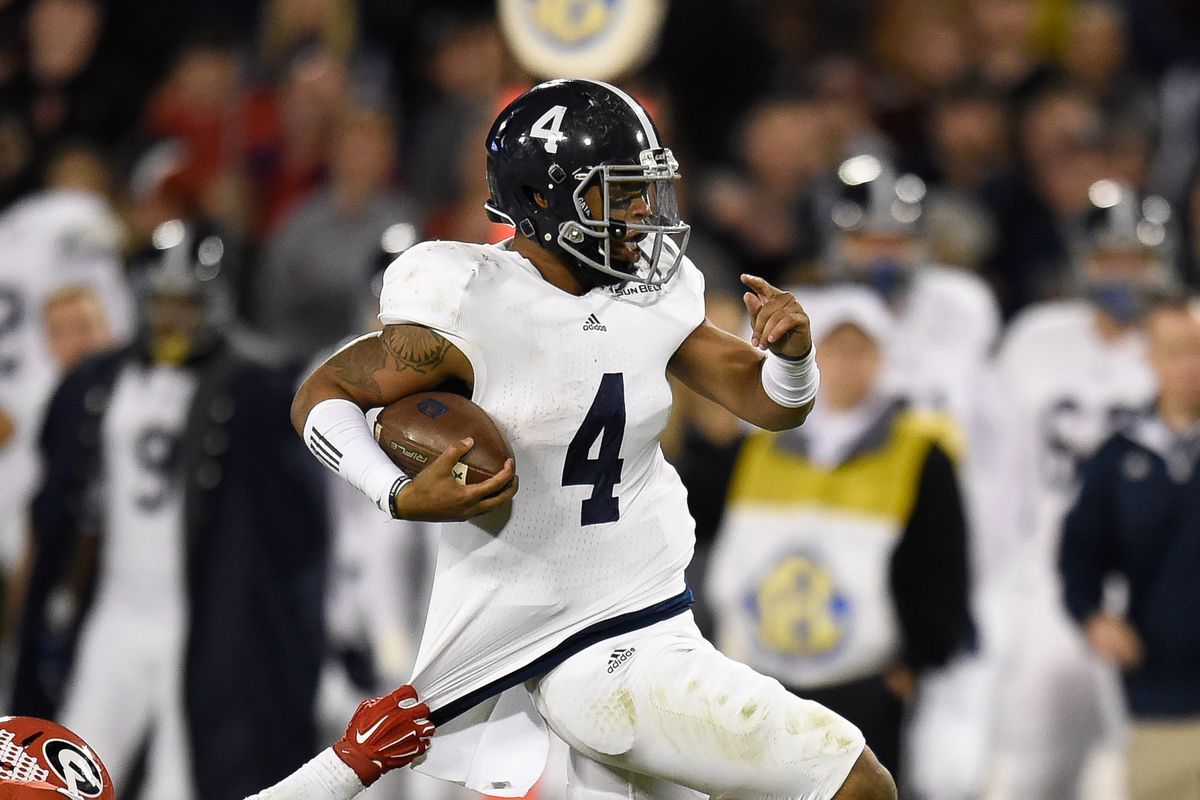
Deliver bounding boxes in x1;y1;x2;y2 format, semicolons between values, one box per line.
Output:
376;239;704;713
999;300;1155;556
0;190;132;569
991;299;1155;800
62;362;197;800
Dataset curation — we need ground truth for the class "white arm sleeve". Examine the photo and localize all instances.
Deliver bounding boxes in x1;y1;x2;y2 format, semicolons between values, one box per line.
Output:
760;347;820;408
303;398;409;516
244;749;364;800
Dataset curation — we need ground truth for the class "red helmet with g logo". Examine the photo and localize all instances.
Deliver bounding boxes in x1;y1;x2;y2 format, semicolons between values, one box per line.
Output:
0;717;113;800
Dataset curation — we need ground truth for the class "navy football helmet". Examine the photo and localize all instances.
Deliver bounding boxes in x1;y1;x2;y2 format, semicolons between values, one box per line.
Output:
133;219;231;363
828;153;926;235
484;79;690;286
1072;180;1179;323
823;152;928;301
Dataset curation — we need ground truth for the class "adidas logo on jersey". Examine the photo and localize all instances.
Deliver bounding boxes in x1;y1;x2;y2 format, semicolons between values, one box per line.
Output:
607;647;636;673
583;314;607;331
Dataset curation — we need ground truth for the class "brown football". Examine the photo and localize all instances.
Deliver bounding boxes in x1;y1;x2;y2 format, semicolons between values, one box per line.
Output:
373;392;514;485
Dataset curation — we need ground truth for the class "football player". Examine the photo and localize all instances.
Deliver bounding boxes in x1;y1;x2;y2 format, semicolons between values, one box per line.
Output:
813;151;1001;428
11;222;328;800
990;180;1173;799
0;187;132;595
803;153;1004;797
293;79;896;800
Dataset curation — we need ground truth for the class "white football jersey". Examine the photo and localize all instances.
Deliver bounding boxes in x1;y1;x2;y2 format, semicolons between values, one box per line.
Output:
996;300;1155;557
0;190;133;568
377;239;704;712
92;362;197;622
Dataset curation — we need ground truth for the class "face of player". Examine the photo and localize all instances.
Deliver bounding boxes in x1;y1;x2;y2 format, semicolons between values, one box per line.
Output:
581;181;652;266
146;293;206;365
44;290;113;372
839;230;921;299
1147;305;1200;419
1080;246;1165;324
816;323;883;411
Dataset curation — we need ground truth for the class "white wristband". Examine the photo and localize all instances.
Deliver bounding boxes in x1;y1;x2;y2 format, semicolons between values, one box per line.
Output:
304;398;410;517
243;748;364;800
761;346;820;408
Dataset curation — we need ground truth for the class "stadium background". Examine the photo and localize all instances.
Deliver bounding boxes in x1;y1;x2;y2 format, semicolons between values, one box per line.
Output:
3;0;1200;798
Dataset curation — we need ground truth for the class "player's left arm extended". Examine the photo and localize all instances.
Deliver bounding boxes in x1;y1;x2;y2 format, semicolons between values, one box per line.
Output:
668;274;817;431
244;685;435;800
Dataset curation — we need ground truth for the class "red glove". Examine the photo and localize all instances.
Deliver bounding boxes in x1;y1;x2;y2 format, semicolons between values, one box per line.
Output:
332;684;436;786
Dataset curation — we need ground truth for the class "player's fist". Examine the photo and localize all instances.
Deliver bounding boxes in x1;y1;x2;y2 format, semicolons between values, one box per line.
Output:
741;274;812;359
393;437;518;522
332;684;436;786
1086;613;1143;670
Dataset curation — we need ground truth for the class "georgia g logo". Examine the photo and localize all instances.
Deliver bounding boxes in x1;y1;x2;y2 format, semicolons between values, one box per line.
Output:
43;739;106;798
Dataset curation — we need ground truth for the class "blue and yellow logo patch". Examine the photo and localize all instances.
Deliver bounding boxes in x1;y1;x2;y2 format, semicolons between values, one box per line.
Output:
527;0;617;47
745;553;851;658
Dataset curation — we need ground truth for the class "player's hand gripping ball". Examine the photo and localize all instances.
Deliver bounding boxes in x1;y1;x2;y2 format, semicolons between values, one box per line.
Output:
333;684;436;786
374;391;518;521
0;716;114;800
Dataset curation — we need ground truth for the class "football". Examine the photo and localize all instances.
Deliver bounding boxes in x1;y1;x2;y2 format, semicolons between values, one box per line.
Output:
373;392;514;485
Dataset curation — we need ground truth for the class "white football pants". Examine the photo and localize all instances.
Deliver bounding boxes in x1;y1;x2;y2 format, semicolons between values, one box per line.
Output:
60;611;194;800
530;612;865;800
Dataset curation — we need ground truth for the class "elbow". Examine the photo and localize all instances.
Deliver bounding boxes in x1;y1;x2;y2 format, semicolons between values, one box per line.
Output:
291;376;320;436
289;392;308;437
757;398;815;431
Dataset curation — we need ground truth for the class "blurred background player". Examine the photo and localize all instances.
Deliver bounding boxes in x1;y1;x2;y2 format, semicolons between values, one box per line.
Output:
9;221;329;800
799;151;1004;799
42;285;116;373
992;180;1178;800
708;285;971;793
1060;295;1200;800
811;151;1001;422
0;152;132;653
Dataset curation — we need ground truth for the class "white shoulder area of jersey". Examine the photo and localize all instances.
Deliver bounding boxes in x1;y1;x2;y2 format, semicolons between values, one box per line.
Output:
2;189;123;251
914;265;1001;329
999;298;1093;361
378;240;502;331
671;248;705;297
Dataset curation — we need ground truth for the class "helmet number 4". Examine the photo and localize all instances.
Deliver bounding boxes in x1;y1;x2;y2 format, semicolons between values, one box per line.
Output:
530;105;568;154
562;372;625;525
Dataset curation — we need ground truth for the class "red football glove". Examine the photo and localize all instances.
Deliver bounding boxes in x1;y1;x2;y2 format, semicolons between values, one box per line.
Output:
332;684;436;786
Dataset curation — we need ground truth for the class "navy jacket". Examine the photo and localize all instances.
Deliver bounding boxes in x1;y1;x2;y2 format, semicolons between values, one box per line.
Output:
1060;416;1200;718
12;339;330;800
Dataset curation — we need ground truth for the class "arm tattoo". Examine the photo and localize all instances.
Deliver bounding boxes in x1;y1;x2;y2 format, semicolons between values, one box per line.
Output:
381;325;452;374
329;336;389;401
325;326;452;406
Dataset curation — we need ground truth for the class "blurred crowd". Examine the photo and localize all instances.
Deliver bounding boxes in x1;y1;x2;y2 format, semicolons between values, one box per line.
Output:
2;0;1200;799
